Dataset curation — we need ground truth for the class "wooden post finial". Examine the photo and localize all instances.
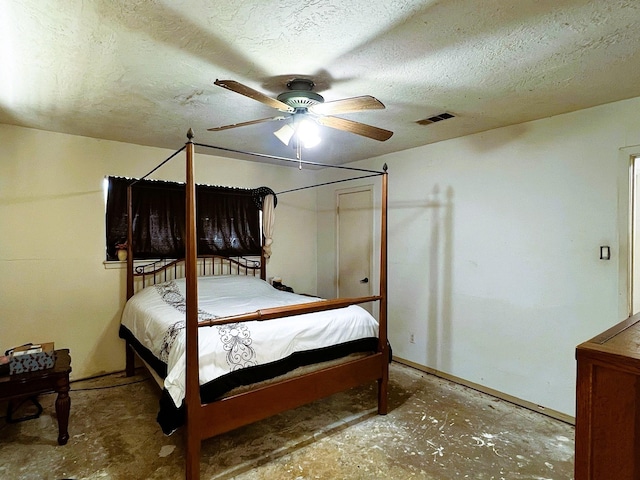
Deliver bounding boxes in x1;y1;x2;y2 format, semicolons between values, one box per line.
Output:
383;163;388;172
187;128;194;140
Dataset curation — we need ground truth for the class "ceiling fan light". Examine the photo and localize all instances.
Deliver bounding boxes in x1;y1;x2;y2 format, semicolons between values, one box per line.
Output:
274;123;295;146
296;119;321;148
302;135;321;149
274;118;321;149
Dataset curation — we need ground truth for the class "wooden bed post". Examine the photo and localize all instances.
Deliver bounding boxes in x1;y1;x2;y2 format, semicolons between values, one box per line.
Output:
260;250;267;281
184;129;201;480
378;164;389;415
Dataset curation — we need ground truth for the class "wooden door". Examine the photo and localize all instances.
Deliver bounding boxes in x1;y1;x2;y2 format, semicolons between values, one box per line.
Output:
337;188;373;309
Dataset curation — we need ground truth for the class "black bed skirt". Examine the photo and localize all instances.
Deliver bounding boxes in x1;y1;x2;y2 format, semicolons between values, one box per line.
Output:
119;324;379;434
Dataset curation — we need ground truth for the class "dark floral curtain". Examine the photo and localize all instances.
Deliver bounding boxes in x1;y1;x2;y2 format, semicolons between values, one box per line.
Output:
105;177;262;260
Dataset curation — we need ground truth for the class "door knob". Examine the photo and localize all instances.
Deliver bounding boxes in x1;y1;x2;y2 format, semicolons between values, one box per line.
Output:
360;277;369;284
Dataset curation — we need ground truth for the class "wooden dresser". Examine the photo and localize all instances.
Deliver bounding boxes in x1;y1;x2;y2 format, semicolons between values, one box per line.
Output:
575;315;640;480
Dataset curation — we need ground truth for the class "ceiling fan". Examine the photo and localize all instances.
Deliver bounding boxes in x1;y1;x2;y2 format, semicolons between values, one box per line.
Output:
207;78;393;146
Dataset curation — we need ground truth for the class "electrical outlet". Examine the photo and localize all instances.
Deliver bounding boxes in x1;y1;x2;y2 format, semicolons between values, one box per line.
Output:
410;333;415;344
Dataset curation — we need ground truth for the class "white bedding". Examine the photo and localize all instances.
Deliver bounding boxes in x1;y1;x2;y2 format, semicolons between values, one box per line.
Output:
120;275;379;409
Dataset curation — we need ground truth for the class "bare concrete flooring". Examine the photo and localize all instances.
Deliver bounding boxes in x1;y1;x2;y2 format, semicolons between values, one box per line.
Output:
0;362;574;479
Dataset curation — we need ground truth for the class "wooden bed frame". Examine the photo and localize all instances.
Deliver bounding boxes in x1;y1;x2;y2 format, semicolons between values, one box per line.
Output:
121;130;389;480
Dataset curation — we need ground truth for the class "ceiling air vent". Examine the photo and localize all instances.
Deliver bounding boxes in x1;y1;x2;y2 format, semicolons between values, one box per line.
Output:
416;112;455;125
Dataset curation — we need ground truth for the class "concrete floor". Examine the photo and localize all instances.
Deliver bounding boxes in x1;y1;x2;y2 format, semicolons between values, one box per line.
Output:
0;362;574;479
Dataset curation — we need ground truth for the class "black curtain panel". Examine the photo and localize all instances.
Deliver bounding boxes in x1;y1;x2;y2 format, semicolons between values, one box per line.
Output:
105;177;262;260
196;186;260;256
105;176;135;259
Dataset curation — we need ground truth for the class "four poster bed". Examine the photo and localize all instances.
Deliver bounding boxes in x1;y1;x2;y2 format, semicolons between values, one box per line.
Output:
118;130;389;479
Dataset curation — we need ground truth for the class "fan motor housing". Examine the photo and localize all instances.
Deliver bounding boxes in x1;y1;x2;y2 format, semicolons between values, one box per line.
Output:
277;78;324;110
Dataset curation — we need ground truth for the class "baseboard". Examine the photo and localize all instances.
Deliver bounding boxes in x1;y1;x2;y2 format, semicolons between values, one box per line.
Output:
392;356;575;426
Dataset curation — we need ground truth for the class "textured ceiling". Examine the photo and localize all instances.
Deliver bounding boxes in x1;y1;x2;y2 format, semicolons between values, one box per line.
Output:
2;0;640;166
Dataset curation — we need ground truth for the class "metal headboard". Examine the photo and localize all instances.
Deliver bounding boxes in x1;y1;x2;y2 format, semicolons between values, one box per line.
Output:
132;255;262;292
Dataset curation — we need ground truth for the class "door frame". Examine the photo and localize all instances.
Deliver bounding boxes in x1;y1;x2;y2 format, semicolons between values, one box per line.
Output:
336;185;374;298
620;147;640;319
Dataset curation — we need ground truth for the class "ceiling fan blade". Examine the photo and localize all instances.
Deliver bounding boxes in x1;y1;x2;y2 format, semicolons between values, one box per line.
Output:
316;116;393;141
214;79;295;113
309;95;385;116
207;116;287;131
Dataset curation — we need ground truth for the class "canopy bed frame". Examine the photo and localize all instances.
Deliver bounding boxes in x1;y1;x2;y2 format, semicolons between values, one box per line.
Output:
120;129;389;480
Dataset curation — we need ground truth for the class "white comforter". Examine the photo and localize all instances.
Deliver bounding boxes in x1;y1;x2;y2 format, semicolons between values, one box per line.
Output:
120;275;378;408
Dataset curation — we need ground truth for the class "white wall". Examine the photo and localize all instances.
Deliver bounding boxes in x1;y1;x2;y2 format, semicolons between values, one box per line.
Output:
0;124;317;380
317;96;640;417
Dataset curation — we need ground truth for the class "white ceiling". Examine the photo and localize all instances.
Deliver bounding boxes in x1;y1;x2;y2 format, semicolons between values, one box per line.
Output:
3;0;640;166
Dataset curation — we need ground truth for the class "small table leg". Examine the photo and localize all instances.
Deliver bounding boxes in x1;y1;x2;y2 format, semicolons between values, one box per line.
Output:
54;377;70;445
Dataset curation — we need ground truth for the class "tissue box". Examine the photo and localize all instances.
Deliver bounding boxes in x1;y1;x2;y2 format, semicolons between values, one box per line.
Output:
9;343;55;374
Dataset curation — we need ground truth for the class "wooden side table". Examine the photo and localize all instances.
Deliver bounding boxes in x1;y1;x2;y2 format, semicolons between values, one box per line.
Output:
0;349;72;445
